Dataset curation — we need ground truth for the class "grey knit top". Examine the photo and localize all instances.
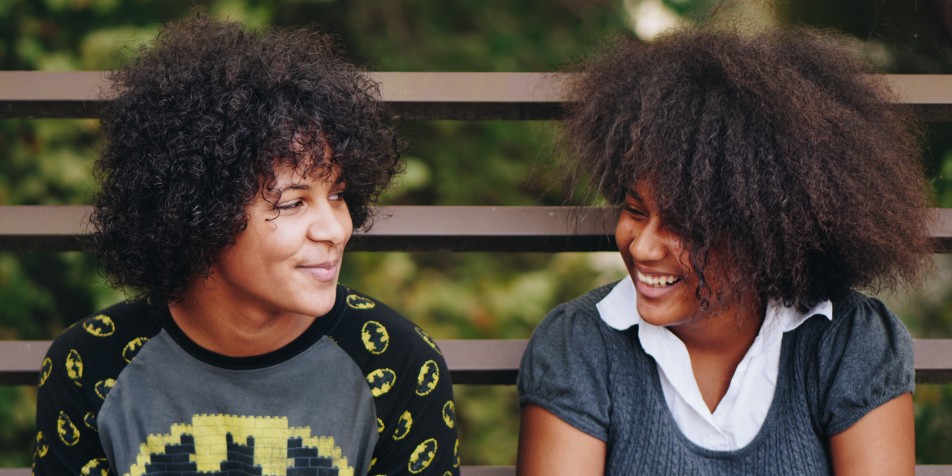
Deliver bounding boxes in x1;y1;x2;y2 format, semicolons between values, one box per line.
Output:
518;283;914;475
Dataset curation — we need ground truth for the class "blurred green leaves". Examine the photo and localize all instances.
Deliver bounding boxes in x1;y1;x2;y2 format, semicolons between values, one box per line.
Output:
4;0;952;467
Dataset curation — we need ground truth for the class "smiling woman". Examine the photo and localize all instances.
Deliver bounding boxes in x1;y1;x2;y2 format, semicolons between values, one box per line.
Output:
517;25;931;476
33;15;459;476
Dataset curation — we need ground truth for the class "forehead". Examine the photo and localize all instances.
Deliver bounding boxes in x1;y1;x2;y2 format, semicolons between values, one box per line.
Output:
270;161;341;186
627;181;658;204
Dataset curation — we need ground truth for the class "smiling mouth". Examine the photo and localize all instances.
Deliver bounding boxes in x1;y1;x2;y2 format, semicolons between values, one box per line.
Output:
636;270;682;288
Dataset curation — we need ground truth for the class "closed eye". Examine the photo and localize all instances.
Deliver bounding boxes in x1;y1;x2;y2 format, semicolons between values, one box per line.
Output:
624;204;647;218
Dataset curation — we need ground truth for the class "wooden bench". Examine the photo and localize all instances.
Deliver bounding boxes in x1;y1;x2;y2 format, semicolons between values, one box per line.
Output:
2;71;952;475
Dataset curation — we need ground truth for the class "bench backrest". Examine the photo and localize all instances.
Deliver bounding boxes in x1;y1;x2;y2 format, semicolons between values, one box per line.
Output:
2;71;952;475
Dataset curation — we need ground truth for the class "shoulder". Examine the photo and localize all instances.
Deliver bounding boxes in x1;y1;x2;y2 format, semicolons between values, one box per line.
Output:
330;287;459;474
333;287;444;360
328;286;449;405
803;290;915;435
517;283;622;442
44;299;163;390
34;299;164;472
526;282;618;352
818;290;914;359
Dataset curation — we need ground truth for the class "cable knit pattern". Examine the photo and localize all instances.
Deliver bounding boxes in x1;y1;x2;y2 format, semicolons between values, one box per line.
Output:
518;283;914;475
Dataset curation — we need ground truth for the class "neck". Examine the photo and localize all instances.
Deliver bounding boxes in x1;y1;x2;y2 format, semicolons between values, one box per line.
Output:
668;298;765;413
168;280;319;358
668;292;765;354
669;305;763;357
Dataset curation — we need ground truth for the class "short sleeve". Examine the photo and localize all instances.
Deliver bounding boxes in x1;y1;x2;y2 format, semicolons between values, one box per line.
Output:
331;288;460;476
817;294;915;436
518;301;612;442
368;329;459;476
33;327;111;475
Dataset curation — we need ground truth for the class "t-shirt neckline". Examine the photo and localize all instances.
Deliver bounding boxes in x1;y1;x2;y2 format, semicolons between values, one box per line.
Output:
151;285;347;370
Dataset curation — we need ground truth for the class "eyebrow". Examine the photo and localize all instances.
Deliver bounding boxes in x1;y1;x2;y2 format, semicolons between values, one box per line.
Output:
626;189;643;201
274;183;311;194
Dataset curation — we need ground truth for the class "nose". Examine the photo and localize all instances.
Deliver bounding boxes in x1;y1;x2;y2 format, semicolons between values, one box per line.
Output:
628;219;671;262
306;201;352;245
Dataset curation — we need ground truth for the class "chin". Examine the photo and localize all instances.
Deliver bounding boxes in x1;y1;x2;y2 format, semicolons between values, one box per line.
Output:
636;305;690;328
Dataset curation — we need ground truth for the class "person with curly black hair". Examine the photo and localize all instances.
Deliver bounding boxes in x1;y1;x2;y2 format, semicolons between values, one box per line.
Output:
517;26;931;475
34;15;459;476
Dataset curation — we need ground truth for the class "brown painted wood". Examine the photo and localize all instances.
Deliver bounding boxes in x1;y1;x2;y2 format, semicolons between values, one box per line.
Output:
0;71;563;119
3;339;951;386
0;205;619;252
2;205;951;253
4;72;952;119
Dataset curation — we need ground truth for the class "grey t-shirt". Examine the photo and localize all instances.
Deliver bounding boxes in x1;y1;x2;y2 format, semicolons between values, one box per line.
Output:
35;285;459;476
518;283;914;475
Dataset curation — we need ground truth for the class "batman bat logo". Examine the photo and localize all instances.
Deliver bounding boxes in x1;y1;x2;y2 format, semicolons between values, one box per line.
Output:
415;360;439;396
414;327;442;355
35;431;48;458
393;410;413;441
454;437;460;468
346;294;376;310
126;414;352;476
83;411;97;432
442;401;456;429
81;457;109;475
57;411;80;446
82;314;116;337
66;349;83;387
366;368;397;397
94;378;115;400
361;321;390;354
39;357;52;387
122;337;149;363
408;438;438;474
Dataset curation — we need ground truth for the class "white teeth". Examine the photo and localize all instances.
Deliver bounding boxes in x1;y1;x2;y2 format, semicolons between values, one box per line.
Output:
636;270;680;288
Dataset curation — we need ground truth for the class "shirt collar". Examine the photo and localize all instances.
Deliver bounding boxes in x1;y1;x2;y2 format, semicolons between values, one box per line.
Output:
595;275;832;332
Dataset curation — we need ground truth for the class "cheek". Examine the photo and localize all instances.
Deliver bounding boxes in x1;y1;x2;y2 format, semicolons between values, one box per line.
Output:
244;222;303;261
339;207;355;243
614;217;635;262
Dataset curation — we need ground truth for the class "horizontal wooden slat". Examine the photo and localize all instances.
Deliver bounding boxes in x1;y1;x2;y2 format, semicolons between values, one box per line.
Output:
2;205;951;253
885;74;952;121
0;205;618;252
916;467;952;476
3;339;951;386
0;71;563;120
440;339;526;385
3;72;952;120
912;339;952;384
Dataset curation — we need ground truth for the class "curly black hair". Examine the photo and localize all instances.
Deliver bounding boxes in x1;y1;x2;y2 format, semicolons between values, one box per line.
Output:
565;26;933;312
91;14;404;303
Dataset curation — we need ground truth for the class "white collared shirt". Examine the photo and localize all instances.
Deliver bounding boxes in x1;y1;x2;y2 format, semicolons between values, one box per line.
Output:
595;276;832;451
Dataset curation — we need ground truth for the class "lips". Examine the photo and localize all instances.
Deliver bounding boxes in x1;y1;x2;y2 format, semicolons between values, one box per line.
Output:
298;260;339;282
632;268;685;301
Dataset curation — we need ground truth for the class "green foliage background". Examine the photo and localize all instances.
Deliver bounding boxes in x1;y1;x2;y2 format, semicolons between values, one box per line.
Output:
3;0;952;467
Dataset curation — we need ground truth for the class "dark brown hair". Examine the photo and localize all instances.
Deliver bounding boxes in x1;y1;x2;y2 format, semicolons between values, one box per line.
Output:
565;26;932;311
92;15;404;302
